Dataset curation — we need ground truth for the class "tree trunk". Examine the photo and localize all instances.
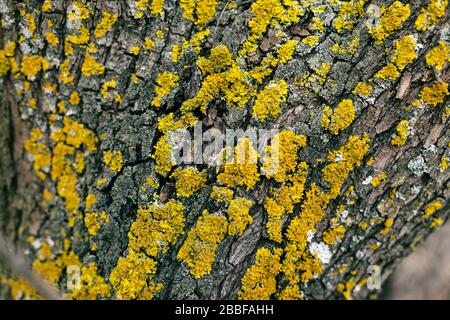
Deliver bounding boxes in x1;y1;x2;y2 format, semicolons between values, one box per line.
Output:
0;0;449;300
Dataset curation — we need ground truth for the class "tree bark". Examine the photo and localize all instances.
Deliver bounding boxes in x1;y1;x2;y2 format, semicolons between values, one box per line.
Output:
0;0;449;300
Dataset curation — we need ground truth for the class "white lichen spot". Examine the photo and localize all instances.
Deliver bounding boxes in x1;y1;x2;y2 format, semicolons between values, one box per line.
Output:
408;155;427;176
309;242;332;265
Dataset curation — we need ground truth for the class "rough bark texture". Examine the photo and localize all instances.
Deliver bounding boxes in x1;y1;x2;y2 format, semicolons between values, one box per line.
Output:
0;0;449;300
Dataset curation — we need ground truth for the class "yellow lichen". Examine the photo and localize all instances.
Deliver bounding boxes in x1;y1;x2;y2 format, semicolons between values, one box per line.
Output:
238;247;283;300
371;173;387;187
262;130;307;183
103;150;123;173
276;40;298;64
280;134;370;295
177;210;227;278
152;135;175;177
94;12;118;39
375;63;400;80
391;120;409;146
151;72;179;107
70;263;111;300
228;198;253;236
129;200;185;257
391;35;417;71
321;99;356;135
85;211;109;235
333;0;366;34
353;82;372;97
45;32;59;47
415;0;448;32
81;52;105;77
21;55;49;79
252;80;288;122
217;138;260;190
423;200;443;218
419;81;449;106
426;41;450;71
302;35;319;47
210;186;234;203
109;250;162;299
171;167;207;197
179;0;218;26
369;1;411;44
69;91;80;105
323;225;346;245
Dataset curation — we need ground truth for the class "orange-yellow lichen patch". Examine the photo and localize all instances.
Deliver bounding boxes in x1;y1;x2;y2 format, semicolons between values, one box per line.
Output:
152;135;175;176
391;35;417;71
281;134;370;294
0;50;11;76
426;41;450;71
277;40;298;64
375;63;400;81
81;52;105;77
85;211;109;235
264;162;308;243
171;167;207;197
197;45;234;75
369;1;411;45
415;0;448;32
239;0;303;56
217;138;260;190
184;44;257;112
157;112;197;134
109;250;162;299
227;197;253;236
333;0;366;34
21;55;49;79
423;200;443;218
5;277;42;300
70;263;111;300
103;150;123;173
302;36;319;47
210;186;234;203
371;173;387;187
441;157;449;170
252;80;288;122
69;91;80;105
45;32;59;47
100;79;117;99
238;247;283;300
332;37;360;55
321;99;356;135
85;194;97;212
67;26;90;45
24;128;52;181
94;12;118;39
151;72;179;107
337;277;357;300
380;218;394;235
353;82;372;97
179;0;218;26
59;59;74;84
323;225;346;245
262;130;307;183
177;210;227;278
391;120;409;146
129;200;185;257
419;81;449;106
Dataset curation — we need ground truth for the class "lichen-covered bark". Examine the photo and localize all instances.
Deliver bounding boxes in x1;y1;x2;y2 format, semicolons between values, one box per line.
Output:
0;0;449;300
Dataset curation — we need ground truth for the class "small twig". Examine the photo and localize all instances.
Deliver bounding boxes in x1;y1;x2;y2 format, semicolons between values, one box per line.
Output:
215;0;232;33
0;233;63;300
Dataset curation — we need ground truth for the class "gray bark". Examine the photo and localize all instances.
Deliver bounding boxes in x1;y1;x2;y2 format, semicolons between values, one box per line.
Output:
0;0;449;300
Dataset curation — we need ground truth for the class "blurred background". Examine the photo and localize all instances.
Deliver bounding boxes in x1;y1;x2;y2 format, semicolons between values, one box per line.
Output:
383;221;450;299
